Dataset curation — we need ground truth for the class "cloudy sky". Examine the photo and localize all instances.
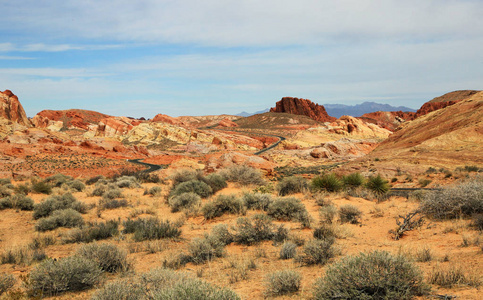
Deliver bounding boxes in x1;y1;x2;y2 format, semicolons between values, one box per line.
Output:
1;0;482;118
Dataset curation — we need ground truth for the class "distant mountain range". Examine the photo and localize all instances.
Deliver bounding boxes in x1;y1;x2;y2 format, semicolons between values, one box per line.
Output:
236;102;415;118
323;102;416;118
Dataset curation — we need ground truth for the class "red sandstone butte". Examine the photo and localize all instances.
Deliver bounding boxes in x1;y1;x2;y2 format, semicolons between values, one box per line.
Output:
0;90;31;126
270;97;336;123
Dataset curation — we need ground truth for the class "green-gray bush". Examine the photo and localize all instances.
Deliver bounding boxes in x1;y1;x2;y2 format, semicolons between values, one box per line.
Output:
339;204;362;224
31;181;52;194
76;242;130;273
311;173;343;193
63;220;119;243
266;197;310;226
265;270;301;296
297;239;335;265
279;241;297;259
33;192;87;219
146;186;162;196
44;174;73;187
122;218;181;241
420;177;483;219
98;198;128;210
233;214;274;245
170;180;213;198
202;194;246;220
277;176;308;196
170;169;204;187
0;273;15;295
115;176;141;189
0;194;34;210
313;224;336;244
203;173;227;193
35;208;84;232
220;165;265;186
27;256;102;297
67;179;86;192
242;192;273;211
91;279;145;300
313;251;429;299
209;224;234;245
188;236;225;264
168;192;201;213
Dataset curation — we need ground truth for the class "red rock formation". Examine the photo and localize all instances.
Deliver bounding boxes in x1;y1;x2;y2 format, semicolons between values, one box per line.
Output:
0;90;31;126
97;117;138;137
152;114;182;125
359;111;415;131
33;109;109;130
217;118;238;128
413;101;459;119
270;97;335;122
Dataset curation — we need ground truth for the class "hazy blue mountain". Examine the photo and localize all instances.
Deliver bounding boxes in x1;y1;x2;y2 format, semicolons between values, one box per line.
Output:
323;102;416;118
236;108;269;117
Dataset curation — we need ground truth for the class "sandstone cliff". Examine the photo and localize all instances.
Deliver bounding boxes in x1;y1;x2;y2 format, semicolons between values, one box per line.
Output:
0;90;30;126
270;97;336;123
32;109;110;131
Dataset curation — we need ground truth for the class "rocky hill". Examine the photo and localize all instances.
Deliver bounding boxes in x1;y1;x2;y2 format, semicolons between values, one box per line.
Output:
0;90;30;126
270;97;335;123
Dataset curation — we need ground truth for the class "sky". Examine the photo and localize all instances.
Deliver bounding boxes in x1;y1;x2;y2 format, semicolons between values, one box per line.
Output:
1;0;482;118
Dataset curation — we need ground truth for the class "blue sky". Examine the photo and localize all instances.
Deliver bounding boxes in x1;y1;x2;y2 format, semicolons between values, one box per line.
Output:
1;0;482;118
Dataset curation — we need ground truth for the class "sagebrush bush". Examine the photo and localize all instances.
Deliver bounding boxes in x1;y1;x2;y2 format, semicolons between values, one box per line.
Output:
27;256;102;297
313;251;429;299
188;236;225;264
31;181;52;194
365;175;390;195
279;241;297;259
202;194;246;220
339;204;362;224
313;224;336;244
319;204;338;224
33;192;87;219
472;214;483;231
44;174;73;187
311;173;343;192
203;173;227;193
35;208;84;232
122;218;181;241
0;194;34;210
91;279;145;300
343;172;365;188
91;184;108;197
428;265;481;288
242;192;273;210
98;198;128;210
297;239;335;265
170;169;204;187
102;186;123;200
170;180;213;198
0;273;15;295
86;175;105;185
76;242;130;273
420;177;483;219
277;176;308;196
209;224;234;245
63;220;119;243
266;197;310;226
168;192;201;213
146;186;162;196
220;165;265;186
115;176;141;188
233;214;274;245
67;179;86;192
265;270;301;296
0;246;46;265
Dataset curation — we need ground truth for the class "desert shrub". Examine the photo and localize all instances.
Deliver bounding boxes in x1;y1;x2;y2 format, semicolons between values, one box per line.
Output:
115;176;141;188
170;180;213;198
44;174;73;187
313;251;429;300
33;192;87;219
146;186;162;196
415;247;433;262
86;175;105;185
297;239;335;266
220;165;265;186
280;241;297;259
472;214;483;231
27;256;102;297
67;179;86;192
428;265;481;288
418;178;432;188
233;214;274;245
31;181;52;194
277;176;308;196
313;224;336;244
209;224;234;245
266;197;310;226
339;204;363;224
76;242;130;273
0;246;47;265
0;194;34;210
265;270;301;297
29;234;56;250
137;172;162;184
35;208;84;232
319;204;338;224
201;194;246;220
168;192;201;213
98;198;129;210
0;273;15;295
242;192;273;210
0;178;11;185
91;184;108;196
365;175;390;195
311;173;343;193
272;224;289;245
14;183;31;195
203;173;227;193
343;172;365;188
420;177;483;219
188;236;225;264
170;169;204;187
102;186;123;200
162;253;192;270
464;165;479;172
91;279;145;300
63;220;119;243
122;218;181;241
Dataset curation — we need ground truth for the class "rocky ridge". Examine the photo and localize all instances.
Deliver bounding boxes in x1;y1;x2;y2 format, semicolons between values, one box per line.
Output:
270;97;336;123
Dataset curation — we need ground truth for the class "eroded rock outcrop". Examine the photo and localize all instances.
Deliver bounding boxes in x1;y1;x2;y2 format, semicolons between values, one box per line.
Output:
33;109;109;131
0;90;30;126
270;97;336;123
359;111;415;131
